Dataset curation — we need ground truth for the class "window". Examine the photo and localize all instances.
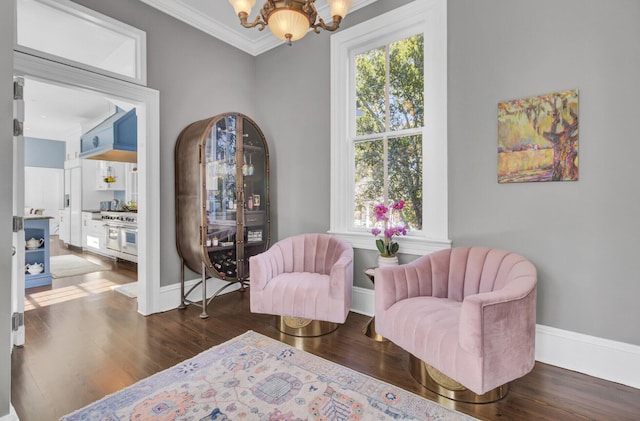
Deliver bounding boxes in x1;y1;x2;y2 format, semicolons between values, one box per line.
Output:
330;0;450;255
15;0;147;85
354;34;424;232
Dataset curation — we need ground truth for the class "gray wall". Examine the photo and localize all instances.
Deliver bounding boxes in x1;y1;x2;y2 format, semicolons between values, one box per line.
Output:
1;0;14;417
25;137;65;168
73;0;258;286
256;0;640;346
448;0;640;345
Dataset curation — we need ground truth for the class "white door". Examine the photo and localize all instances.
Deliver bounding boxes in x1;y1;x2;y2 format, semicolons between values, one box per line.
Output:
11;77;25;346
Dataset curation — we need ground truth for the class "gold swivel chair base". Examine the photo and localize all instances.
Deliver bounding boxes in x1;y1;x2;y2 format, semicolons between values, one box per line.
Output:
409;354;508;403
276;316;339;337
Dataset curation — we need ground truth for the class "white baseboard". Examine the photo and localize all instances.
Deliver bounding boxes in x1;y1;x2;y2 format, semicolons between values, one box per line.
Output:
0;405;19;421
158;277;244;313
351;286;375;317
535;324;640;389
350;287;640;390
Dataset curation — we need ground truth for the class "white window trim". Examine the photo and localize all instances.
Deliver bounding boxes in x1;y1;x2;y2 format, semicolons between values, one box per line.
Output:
329;0;450;255
14;0;147;85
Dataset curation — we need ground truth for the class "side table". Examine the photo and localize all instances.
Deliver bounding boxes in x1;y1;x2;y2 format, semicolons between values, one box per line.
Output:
363;268;388;342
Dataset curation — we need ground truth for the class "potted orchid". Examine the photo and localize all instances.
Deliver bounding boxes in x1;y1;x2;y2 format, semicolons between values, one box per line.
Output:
371;200;407;264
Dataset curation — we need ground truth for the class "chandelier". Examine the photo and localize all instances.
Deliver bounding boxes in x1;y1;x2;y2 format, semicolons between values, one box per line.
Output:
229;0;353;45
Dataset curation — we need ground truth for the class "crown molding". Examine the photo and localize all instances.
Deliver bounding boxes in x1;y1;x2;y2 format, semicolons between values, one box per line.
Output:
140;0;379;56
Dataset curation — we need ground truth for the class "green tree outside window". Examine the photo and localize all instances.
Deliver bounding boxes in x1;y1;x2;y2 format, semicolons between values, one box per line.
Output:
354;34;424;231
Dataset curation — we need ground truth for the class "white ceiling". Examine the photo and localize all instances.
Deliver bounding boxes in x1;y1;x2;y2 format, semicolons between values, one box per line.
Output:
23;0;378;142
23;78;116;141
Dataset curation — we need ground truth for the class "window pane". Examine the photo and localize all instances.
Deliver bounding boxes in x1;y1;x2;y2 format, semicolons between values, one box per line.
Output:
356;47;386;136
17;0;141;80
389;135;422;230
353;34;425;232
389;34;424;131
354;139;383;228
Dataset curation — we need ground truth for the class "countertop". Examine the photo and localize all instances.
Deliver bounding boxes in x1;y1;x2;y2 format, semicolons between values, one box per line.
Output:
24;215;53;220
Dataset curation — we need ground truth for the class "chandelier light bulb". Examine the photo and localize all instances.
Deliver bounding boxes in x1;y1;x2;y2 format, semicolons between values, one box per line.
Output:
268;8;310;42
327;0;353;19
229;0;256;16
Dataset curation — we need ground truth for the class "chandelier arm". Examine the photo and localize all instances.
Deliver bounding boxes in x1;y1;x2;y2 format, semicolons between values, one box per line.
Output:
302;0;318;17
238;12;267;31
312;15;342;33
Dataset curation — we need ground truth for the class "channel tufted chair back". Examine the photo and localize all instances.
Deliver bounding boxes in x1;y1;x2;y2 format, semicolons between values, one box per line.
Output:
375;246;537;400
250;233;354;328
263;233;350;277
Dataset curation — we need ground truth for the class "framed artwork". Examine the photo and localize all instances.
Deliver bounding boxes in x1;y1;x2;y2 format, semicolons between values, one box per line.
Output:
498;89;579;183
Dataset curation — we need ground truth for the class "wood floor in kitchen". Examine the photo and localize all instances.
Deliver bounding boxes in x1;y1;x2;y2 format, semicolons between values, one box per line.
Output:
11;238;640;420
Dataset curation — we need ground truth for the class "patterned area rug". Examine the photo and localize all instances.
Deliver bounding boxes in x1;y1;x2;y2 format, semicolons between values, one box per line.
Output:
60;331;475;420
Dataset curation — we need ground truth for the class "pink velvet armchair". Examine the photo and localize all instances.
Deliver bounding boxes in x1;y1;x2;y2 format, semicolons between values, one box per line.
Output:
249;233;353;336
375;246;537;402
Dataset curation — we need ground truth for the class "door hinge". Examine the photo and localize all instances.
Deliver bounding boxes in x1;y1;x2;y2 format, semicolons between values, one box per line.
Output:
13;78;24;100
13;216;24;232
12;312;24;332
13;118;24;136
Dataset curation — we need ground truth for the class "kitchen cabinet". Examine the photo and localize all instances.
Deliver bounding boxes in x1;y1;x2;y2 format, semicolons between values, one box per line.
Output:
24;216;52;288
82;211;108;256
24;166;64;212
59;208;70;244
79;107;137;163
63;160;83;248
175;112;270;317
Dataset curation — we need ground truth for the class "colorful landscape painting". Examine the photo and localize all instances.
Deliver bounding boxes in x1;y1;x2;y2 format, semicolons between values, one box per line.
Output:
498;89;579;183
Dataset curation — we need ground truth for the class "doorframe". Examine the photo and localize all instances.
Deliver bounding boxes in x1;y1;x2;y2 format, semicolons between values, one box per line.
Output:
11;76;25;347
14;52;161;315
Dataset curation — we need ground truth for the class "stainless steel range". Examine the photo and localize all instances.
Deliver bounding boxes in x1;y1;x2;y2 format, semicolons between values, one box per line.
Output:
101;211;138;259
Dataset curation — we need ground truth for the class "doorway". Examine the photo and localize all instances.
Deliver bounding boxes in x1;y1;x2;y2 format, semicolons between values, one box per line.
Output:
22;76;140;309
14;52;160;319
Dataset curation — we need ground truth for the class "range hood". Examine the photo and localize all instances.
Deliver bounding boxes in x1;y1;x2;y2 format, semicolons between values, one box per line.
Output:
79;107;137;163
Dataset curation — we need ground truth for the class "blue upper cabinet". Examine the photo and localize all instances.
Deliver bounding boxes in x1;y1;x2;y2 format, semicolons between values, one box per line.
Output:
79;107;137;163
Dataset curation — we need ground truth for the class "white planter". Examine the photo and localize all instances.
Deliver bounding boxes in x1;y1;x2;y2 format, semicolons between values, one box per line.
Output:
377;255;399;267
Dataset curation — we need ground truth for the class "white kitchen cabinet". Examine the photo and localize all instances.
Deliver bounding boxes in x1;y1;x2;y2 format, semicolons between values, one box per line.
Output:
81;212;89;248
64;159;83;247
82;159;120;209
82;211;108;255
95;161;125;190
24;166;64;210
59;208;70;244
70;166;83;247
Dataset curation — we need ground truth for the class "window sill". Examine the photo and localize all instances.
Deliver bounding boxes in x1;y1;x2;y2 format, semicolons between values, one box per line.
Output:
328;231;451;256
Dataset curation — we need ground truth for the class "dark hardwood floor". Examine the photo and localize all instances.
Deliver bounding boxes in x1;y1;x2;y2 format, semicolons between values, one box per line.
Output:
12;240;640;420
